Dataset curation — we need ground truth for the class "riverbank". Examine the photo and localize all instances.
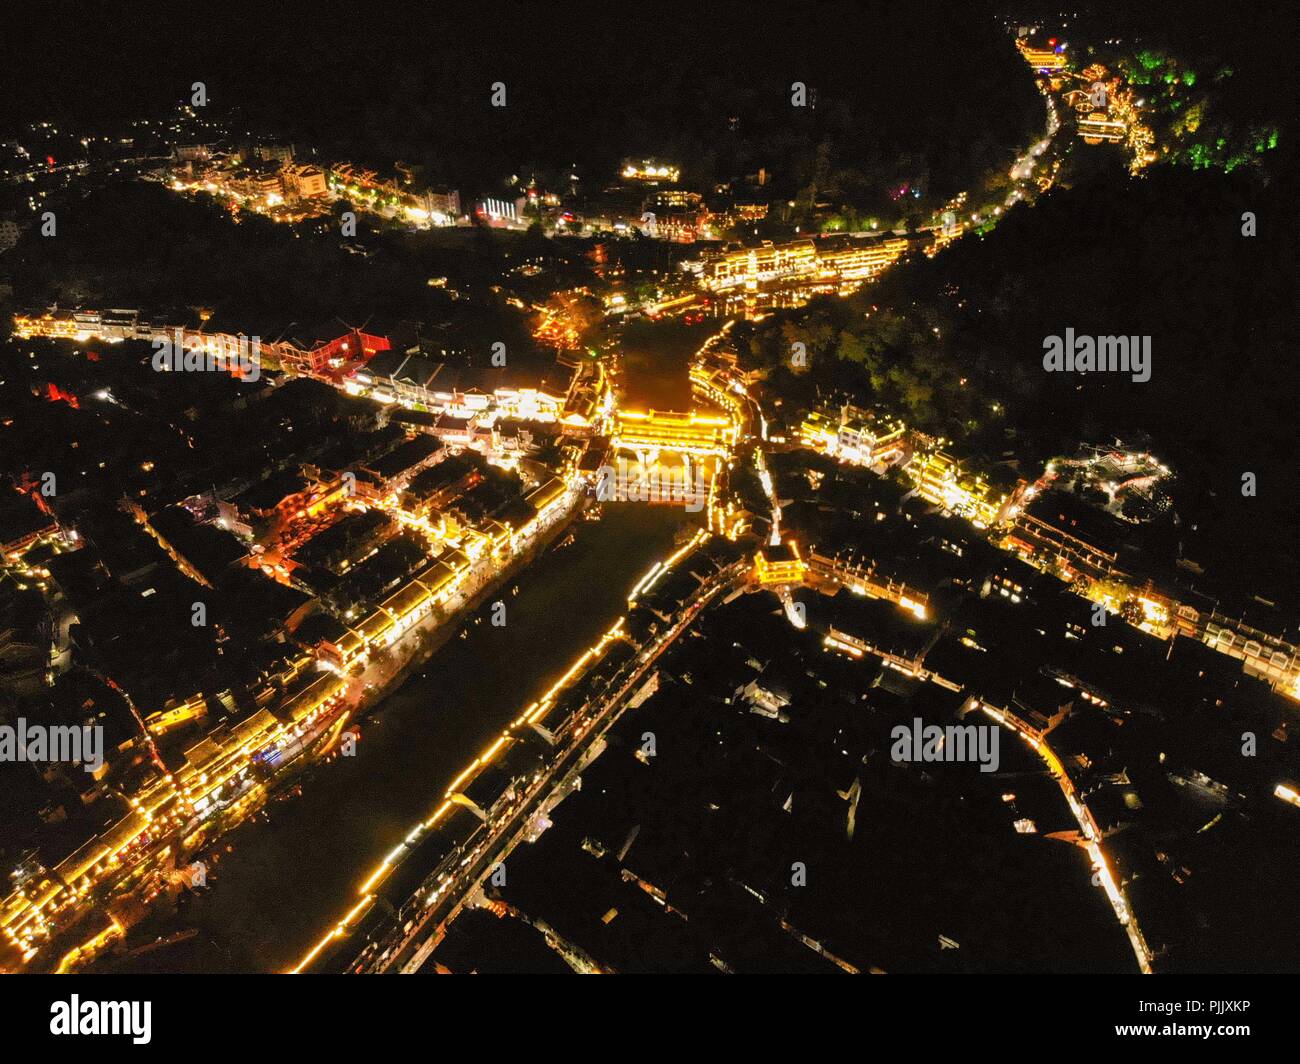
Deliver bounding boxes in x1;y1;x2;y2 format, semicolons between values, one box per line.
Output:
93;505;694;972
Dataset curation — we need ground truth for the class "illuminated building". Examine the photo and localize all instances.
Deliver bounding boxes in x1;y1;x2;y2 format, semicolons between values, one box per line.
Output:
0;220;20;254
24;670;349;917
16;307;146;343
799;411;842;453
700;234;910;293
477;520;512;556
1131;587;1177;639
12;307;328;377
836;410;907;465
226;163;284;203
1200;611;1300;692
0;489;59;559
621;160;680;183
1003;490;1126;580
253;143;295;165
326;163;458;226
230;470;351;531
1077;114;1126;144
689;364;745;421
1016;39;1066;71
652;205;710;243
643;190;710;242
318;626;368;672
928;191;968;257
430;414;476;447
354;608;395;649
281;163;328;200
172;674;348;807
399;456;485;520
423;188;461;221
0;658;354;959
645;190;701;211
475;196;524;227
143;695;208;737
799;406;907;466
360;435;446;495
817;235;912;282
806;548;929;618
278;327;391;378
351;350;574;424
703;239;818;289
355;351;439;407
329;162;398;198
524;477;568;523
642;292;703;318
753;542;806;586
908;449;1017;530
379;581;435;642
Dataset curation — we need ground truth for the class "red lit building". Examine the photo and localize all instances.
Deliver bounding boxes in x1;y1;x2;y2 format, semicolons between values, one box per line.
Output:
278;328;391;379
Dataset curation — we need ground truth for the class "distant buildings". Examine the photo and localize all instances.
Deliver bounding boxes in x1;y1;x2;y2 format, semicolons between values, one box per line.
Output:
226;162;283;202
161;150;460;227
621;159;680;184
252;143;295;165
0;287;591;967
697;233;912;295
0;219;21;254
474;196;525;228
1016;39;1067;72
643;190;710;243
11;307;389;382
424;187;461;221
328;162;460;225
281;163;328;200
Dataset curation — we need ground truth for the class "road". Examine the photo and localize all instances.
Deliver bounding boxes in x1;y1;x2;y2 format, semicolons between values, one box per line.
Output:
977;701;1155;974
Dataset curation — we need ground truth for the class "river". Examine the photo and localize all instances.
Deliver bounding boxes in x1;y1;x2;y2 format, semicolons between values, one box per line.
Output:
101;505;694;973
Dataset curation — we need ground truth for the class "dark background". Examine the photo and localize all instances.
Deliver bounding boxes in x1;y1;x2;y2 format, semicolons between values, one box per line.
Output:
1;0;1043;201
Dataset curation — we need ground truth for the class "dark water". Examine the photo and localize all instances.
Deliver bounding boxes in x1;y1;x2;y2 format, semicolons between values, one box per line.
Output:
112;506;692;973
616;319;715;410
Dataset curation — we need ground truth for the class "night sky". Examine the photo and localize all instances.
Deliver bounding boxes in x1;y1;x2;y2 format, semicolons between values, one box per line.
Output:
3;1;1042;195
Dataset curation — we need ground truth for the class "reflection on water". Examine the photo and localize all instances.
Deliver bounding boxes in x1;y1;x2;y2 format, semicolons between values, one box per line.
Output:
616;318;714;410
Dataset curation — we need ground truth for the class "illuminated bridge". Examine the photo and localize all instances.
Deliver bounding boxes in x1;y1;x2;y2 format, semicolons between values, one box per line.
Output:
604;408;737;510
611;409;737;459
